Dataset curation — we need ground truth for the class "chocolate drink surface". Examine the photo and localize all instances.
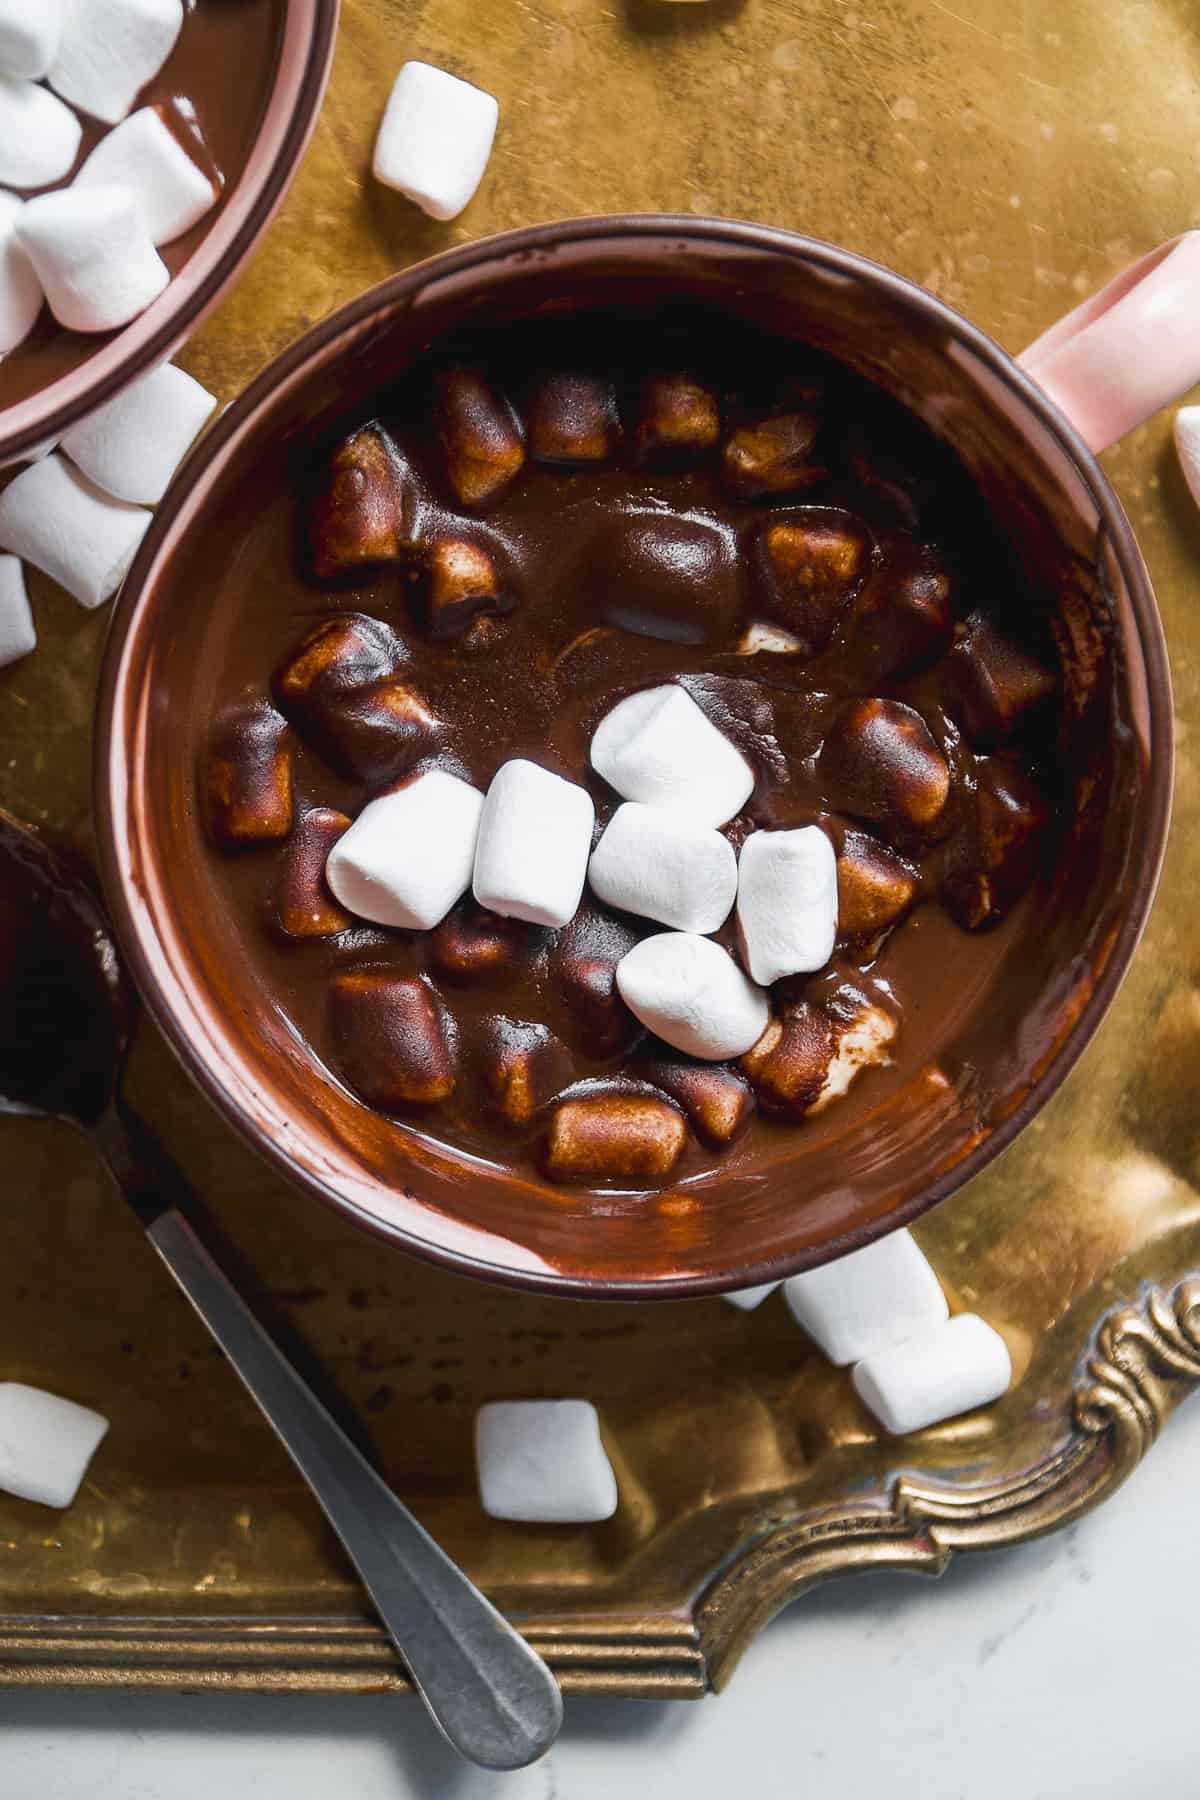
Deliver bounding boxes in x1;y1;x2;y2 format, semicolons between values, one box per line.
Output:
197;312;1068;1193
0;0;285;411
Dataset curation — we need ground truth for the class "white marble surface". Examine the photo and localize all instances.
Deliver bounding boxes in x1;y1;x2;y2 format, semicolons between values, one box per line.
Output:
4;1397;1196;1798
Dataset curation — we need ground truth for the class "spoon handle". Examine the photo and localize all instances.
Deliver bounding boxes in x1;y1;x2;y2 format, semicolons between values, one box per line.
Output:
93;1116;562;1770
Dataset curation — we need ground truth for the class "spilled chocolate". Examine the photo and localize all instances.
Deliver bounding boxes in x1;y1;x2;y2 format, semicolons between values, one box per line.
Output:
0;0;284;413
195;315;1073;1190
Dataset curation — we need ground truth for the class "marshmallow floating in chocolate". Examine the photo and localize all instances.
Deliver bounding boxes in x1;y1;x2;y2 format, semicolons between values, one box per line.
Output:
473;758;595;929
0;190;43;354
852;1313;1012;1435
16;183;168;332
373;61;499;222
616;932;769;1061
588;801;737;933
0;1382;108;1509
736;825;838;986
326;768;484;931
590;684;755;827
0;454;150;608
49;0;184;126
783;1229;948;1366
475;1399;618;1523
0;554;35;667
60;360;217;505
0;76;82;190
76;104;219;245
0;0;65;81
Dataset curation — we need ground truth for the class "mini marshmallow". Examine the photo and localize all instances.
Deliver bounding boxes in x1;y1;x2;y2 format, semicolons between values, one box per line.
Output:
1174;406;1200;510
591;685;755;828
326;769;484;931
724;1282;781;1312
0;1382;108;1508
373;61;499;222
783;1229;948;1367
0;455;150;608
809;1002;896;1113
475;1400;618;1524
16;184;168;332
0;77;82;190
0;555;35;666
473;758;595;928
737;826;838;986
49;0;183;125
738;620;803;655
616;932;769;1061
60;361;217;505
852;1313;1013;1436
0;0;65;80
0;190;43;353
76;105;218;245
588;802;737;933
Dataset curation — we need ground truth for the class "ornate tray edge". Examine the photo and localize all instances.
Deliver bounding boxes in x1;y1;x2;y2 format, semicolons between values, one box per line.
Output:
1;1280;1194;1698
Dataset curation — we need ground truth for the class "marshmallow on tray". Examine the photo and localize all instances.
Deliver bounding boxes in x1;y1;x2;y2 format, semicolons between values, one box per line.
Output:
0;1381;108;1508
76;105;219;245
724;1282;781;1312
61;361;217;505
373;61;499;222
0;454;151;608
783;1229;948;1366
0;77;82;191
737;826;838;986
0;0;65;81
616;932;769;1060
473;758;595;928
49;0;184;126
591;684;755;827
588;801;737;933
475;1400;618;1524
0;191;43;354
0;555;35;667
852;1313;1013;1436
17;184;168;333
326;769;484;931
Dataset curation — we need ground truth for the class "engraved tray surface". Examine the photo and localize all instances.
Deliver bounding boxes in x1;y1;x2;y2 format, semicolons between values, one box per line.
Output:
2;0;1200;1696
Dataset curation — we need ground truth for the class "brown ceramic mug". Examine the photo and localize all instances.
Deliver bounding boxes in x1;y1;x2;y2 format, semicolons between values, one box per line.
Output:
94;216;1181;1299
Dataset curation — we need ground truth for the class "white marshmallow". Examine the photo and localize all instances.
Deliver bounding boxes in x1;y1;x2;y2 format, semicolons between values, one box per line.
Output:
591;685;755;828
475;1400;617;1524
76;105;218;246
60;361;216;505
588;802;737;933
723;1282;781;1312
0;554;34;666
326;769;484;931
852;1313;1013;1436
0;455;150;608
473;758;594;928
373;61;499;223
737;826;838;986
737;620;803;655
616;932;769;1061
1174;406;1200;510
0;0;65;80
810;1001;896;1113
0;190;43;354
783;1229;948;1367
49;0;183;125
16;183;168;332
0;1382;108;1508
0;77;81;190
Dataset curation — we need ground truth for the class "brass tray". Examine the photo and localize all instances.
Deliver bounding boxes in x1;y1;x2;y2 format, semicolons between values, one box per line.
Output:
2;0;1199;1698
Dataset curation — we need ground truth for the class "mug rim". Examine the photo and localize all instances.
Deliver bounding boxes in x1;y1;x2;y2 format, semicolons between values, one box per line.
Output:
94;213;1175;1300
0;0;341;464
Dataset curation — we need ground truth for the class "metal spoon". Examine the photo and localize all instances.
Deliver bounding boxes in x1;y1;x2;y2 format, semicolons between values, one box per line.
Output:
0;806;563;1770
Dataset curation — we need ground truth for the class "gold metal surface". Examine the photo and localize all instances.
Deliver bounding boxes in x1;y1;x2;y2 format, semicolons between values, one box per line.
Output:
2;0;1200;1696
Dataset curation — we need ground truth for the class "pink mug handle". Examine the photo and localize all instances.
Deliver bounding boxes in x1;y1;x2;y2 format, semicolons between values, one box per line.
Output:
1017;231;1200;453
